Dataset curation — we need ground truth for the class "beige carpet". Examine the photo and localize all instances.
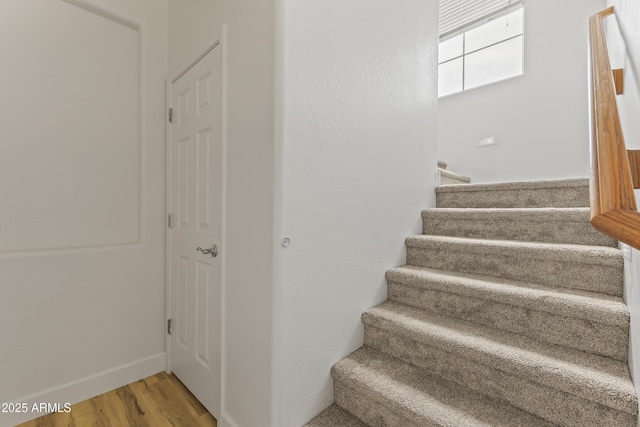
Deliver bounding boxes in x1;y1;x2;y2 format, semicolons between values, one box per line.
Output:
306;177;638;427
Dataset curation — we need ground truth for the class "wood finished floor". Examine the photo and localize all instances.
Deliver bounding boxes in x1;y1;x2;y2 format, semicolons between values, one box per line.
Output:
16;372;217;427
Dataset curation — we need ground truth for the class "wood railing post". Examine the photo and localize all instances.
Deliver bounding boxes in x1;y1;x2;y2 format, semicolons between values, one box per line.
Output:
613;68;624;95
628;150;640;189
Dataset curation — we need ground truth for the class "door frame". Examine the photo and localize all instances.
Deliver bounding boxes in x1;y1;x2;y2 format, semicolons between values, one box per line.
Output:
164;37;227;391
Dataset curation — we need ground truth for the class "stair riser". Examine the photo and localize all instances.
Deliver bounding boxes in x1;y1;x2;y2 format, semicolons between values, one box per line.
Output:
422;216;616;247
388;281;628;361
333;382;431;427
436;187;590;208
364;325;636;427
406;246;623;296
303;405;368;427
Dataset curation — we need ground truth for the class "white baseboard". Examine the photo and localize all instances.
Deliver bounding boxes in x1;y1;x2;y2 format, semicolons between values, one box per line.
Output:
0;353;165;427
220;409;241;427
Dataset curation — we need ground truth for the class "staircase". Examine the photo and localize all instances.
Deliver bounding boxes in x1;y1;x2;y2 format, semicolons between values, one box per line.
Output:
306;178;638;427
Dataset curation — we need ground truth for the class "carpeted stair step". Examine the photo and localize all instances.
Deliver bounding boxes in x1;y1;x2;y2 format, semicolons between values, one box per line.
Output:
422;207;617;246
332;346;555;427
438;168;471;185
436;178;590;208
362;301;637;427
304;404;367;427
405;235;623;296
308;176;636;427
386;266;629;360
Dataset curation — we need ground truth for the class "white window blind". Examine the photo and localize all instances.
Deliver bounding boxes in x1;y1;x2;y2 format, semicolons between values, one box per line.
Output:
439;0;524;40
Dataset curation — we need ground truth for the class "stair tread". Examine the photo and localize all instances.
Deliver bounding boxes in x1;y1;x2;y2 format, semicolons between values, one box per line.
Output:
406;234;622;265
363;300;637;414
423;206;592;219
436;177;589;193
386;265;627;326
436;178;590;208
333;347;555;427
305;405;366;427
406;235;624;296
421;207;617;247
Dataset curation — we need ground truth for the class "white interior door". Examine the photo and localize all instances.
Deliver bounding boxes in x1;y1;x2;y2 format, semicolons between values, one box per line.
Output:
169;44;222;418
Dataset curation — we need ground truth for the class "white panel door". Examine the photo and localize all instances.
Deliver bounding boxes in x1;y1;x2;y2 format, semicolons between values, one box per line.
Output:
169;45;222;418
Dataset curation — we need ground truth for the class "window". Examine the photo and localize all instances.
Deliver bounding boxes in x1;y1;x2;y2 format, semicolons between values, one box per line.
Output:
438;0;524;97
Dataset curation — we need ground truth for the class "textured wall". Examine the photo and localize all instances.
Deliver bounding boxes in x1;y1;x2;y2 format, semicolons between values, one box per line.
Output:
276;0;439;425
606;0;640;150
438;0;606;184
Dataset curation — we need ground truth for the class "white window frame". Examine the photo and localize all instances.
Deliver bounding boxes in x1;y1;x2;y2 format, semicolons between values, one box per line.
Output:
438;0;525;97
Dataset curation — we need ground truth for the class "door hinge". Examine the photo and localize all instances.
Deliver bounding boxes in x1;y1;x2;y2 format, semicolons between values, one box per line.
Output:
168;108;174;123
167;319;172;335
168;213;174;228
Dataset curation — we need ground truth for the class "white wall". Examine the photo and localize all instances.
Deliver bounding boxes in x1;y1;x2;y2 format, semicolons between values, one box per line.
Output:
169;2;276;427
0;1;168;426
606;1;640;420
276;1;439;425
170;2;439;426
438;0;606;183
621;239;640;427
606;1;640;151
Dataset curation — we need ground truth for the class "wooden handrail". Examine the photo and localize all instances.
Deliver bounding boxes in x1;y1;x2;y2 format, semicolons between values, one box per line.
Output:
588;6;640;250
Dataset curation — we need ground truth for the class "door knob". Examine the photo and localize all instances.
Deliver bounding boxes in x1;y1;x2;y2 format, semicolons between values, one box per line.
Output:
196;244;218;257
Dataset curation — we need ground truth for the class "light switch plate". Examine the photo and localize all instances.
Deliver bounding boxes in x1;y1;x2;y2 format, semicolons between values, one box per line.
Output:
476;135;500;148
